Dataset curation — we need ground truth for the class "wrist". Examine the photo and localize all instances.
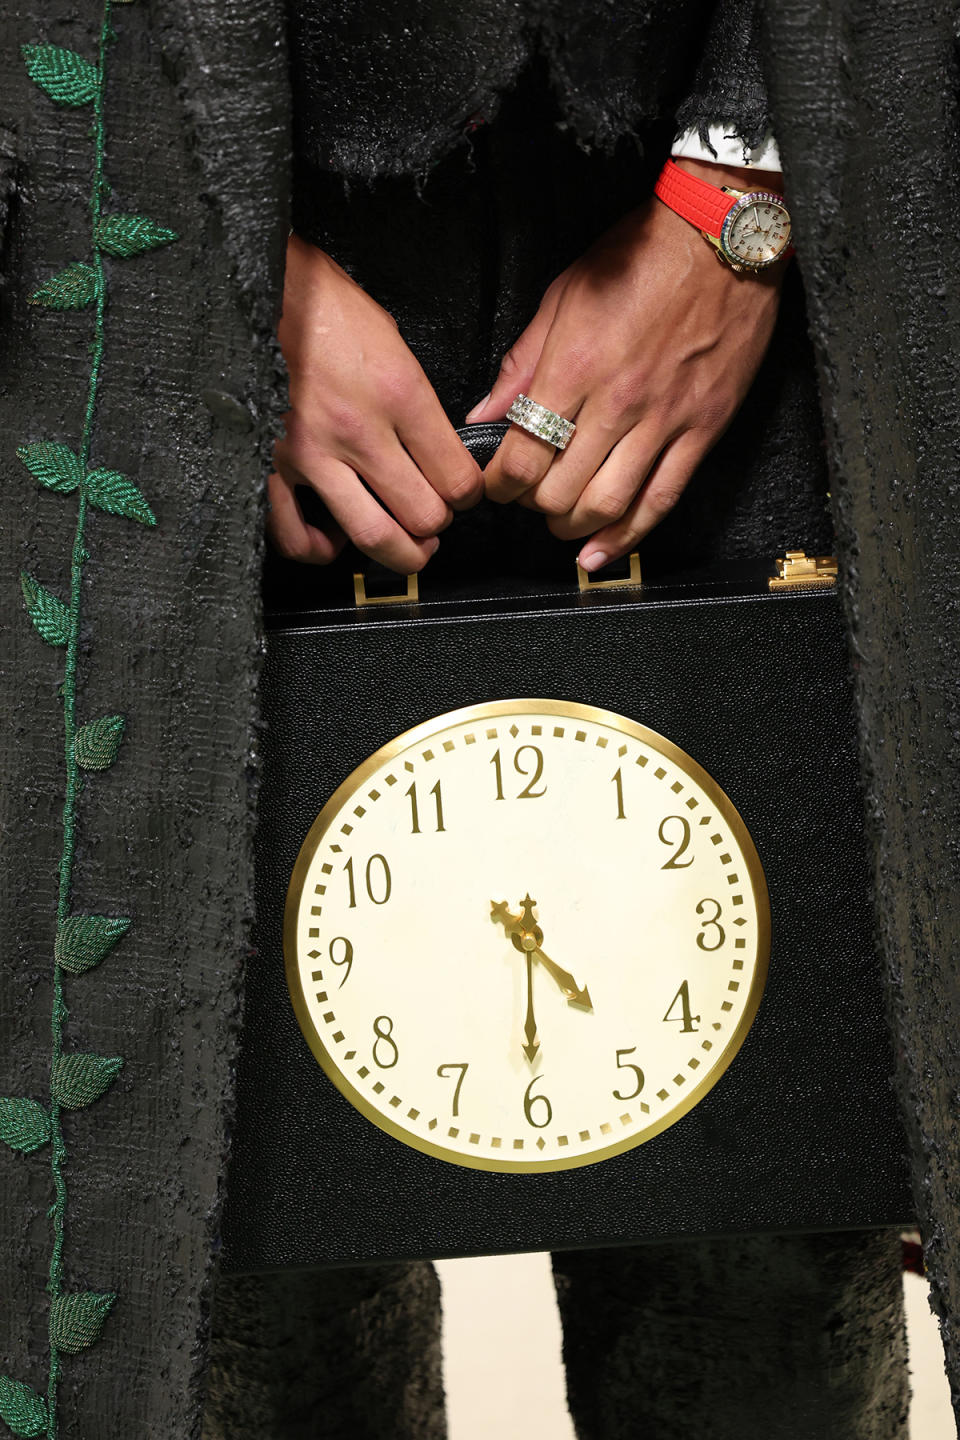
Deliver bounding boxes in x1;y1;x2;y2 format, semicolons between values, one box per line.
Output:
655;157;792;274
672;155;784;197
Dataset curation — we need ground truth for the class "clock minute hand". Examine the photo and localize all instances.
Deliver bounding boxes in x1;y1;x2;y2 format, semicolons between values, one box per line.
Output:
491;900;541;1062
522;952;540;1063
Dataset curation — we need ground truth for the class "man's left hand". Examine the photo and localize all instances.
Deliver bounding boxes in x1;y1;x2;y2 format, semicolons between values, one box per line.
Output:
467;160;787;572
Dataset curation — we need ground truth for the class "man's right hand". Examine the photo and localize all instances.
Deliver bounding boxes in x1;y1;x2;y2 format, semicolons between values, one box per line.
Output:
269;234;483;572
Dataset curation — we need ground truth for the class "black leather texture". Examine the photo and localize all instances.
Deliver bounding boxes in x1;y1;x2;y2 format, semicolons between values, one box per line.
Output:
222;560;913;1272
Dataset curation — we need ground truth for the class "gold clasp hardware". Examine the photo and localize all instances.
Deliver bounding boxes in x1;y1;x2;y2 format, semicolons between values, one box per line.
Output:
768;550;838;591
353;572;419;607
576;552;642;593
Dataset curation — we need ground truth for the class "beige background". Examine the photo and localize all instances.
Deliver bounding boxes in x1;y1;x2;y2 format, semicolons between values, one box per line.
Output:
438;1253;954;1438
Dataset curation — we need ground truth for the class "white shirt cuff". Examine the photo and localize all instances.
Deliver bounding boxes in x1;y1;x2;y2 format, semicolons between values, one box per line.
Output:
672;124;781;172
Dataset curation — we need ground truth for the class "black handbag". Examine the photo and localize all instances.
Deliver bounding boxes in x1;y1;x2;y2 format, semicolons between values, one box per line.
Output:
221;425;911;1273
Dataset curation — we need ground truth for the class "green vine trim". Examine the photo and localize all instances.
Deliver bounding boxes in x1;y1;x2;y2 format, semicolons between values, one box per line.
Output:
1;4;177;1436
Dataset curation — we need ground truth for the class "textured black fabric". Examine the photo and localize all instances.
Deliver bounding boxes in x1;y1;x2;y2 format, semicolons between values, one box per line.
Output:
0;1;289;1435
675;0;771;153
203;1262;446;1440
287;0;773;180
203;1232;908;1440
553;1231;909;1439
760;0;960;1424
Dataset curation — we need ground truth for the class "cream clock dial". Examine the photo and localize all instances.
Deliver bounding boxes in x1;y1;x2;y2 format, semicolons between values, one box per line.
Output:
285;700;770;1173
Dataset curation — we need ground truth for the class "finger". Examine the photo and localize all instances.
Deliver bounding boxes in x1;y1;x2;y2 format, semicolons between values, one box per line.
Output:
574;434;708;571
361;436;455;538
465;276;565;424
300;452;441;574
544;424;668;541
266;467;347;565
520;396;638;521
484;373;587;504
395;384;484;512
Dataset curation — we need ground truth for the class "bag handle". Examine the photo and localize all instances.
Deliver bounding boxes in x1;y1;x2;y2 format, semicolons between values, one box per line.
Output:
352;423;835;605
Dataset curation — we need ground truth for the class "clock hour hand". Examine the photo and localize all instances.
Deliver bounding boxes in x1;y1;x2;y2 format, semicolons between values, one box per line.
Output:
531;946;593;1011
489;899;593;1010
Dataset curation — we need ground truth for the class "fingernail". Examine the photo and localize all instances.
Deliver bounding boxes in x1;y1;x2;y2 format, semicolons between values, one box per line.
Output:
465;393;491;424
579;547;607;573
426;537;440;557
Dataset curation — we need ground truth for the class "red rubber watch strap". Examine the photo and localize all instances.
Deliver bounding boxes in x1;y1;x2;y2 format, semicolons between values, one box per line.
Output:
654;157;735;238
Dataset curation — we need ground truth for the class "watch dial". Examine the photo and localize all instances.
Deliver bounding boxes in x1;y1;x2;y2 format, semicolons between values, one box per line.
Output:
286;700;770;1173
724;194;791;267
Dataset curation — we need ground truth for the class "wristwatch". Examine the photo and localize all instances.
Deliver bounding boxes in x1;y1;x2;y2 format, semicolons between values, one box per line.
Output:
654;157;792;273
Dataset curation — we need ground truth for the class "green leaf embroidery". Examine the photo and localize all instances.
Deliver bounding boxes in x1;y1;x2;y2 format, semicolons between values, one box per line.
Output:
29;262;97;310
0;1376;47;1438
0;1099;51;1154
85;469;156;526
20;572;70;647
21;43;98;107
49;1292;116;1354
16;442;83;494
56;916;131;976
75;714;125;771
96;214;178;258
51;1054;123;1111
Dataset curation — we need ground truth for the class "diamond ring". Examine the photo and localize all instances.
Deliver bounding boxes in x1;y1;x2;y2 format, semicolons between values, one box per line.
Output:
506;394;577;451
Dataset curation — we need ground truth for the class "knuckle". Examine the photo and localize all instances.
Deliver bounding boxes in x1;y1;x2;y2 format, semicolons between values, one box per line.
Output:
274;530;312;563
606;373;647;420
587;488;629;524
408;547;436;574
699;399;735;433
646;482;685;520
558;341;595;389
546;511;588;541
446;461;483;505
694;381;737;433
406;500;450;538
350;516;391;552
326;398;367;446
376;365;416;412
545;512;574;540
534;486;572;517
499;449;543;489
498;346;523;379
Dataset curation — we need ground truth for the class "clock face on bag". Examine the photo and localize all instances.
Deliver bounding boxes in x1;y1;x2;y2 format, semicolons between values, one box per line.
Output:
285;700;770;1173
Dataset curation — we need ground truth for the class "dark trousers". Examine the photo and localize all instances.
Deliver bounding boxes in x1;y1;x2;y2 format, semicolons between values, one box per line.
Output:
203;1234;908;1438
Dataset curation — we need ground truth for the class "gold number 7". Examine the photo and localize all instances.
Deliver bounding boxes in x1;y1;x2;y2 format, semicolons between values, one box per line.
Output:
437;1062;469;1117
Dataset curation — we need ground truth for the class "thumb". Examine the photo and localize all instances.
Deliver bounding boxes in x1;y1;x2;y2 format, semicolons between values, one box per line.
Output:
465;279;565;424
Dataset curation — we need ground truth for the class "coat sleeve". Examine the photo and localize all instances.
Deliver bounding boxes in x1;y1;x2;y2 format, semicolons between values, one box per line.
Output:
672;0;772;158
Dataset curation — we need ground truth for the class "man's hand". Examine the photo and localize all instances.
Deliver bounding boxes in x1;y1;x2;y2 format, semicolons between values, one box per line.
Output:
468;160;786;571
269;234;483;573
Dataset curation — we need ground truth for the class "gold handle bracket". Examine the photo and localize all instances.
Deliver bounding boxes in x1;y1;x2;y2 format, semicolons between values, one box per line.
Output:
769;550;838;592
353;572;419;608
576;552;642;593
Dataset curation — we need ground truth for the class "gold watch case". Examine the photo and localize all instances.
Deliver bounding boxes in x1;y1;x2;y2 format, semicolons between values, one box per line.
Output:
709;188;792;273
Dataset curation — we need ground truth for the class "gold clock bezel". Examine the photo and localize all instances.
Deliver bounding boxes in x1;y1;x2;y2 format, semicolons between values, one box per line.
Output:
284;698;771;1173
